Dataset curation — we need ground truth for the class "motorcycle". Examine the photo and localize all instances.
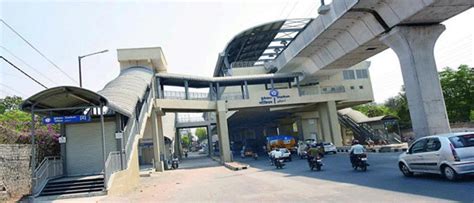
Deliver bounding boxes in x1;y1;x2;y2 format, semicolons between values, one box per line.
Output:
171;157;179;169
274;158;285;169
299;151;308;159
352;154;369;171
308;156;323;171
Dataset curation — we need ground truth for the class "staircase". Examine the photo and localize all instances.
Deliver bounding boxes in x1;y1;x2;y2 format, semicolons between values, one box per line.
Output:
338;113;381;143
38;175;105;197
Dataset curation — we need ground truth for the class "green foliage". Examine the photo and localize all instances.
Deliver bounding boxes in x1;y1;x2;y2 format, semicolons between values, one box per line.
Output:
0;95;60;163
0;96;23;114
0;109;32;131
439;65;474;122
470;110;474;122
384;88;412;129
195;128;207;141
353;103;395;117
181;135;190;148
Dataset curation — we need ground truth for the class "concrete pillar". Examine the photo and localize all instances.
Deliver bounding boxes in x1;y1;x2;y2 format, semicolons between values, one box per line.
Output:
317;101;343;146
207;125;212;157
216;101;232;163
151;110;165;172
296;118;304;141
380;25;450;138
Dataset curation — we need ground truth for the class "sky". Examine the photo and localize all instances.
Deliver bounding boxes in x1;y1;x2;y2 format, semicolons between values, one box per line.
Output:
0;0;472;103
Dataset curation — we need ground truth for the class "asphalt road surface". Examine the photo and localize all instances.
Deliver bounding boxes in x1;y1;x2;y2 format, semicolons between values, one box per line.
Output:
237;152;474;202
55;152;474;203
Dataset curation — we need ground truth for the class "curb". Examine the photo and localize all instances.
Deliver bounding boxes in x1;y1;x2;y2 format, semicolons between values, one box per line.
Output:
224;162;249;171
336;147;408;153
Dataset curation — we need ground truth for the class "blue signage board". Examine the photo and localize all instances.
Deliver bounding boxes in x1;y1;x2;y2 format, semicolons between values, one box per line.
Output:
42;115;91;124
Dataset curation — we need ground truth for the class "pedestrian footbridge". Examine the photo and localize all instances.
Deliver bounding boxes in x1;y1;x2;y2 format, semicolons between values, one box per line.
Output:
20;0;472;199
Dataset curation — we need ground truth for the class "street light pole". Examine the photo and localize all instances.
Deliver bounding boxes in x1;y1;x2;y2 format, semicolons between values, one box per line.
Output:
78;49;108;88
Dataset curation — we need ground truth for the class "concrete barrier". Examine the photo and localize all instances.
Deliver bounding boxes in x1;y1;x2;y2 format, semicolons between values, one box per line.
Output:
337;143;408;153
224;162;249;171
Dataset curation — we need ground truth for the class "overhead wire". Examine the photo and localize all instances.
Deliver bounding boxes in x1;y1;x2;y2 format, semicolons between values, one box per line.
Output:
284;0;300;19
0;19;79;84
0;56;48;89
0;45;58;86
0;82;27;97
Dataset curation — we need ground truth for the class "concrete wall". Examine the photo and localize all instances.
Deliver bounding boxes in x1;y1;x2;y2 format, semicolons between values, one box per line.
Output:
0;144;31;200
107;139;140;195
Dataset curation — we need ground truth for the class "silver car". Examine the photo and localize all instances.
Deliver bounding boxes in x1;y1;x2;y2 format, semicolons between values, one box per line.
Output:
398;132;474;180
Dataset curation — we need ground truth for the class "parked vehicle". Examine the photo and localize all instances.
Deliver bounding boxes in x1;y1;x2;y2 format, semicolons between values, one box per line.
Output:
308;156;323;171
274;158;285;169
352;154;369;171
323;142;337;154
240;146;257;159
398;132;474;181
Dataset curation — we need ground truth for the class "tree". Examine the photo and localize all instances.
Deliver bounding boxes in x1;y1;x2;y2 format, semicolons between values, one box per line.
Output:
181;135;190;148
0;96;23;114
384;87;411;129
439;65;474;122
353;103;394;117
195;128;207;142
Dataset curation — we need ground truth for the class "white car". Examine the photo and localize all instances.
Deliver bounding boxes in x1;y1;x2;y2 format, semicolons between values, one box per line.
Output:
323;142;337;154
398;132;474;181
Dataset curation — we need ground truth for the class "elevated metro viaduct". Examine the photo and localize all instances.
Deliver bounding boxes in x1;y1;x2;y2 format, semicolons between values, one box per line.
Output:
21;0;472;197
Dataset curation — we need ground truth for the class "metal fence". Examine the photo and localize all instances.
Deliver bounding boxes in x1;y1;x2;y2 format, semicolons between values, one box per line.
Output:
163;91;209;100
104;151;122;188
301;85;345;96
33;156;63;195
220;92;245;101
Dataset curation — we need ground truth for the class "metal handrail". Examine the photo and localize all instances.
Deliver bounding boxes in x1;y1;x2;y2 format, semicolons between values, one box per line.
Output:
302;85;345;96
104;151;122;189
220;92;245;101
163;91;209;100
33;156;62;195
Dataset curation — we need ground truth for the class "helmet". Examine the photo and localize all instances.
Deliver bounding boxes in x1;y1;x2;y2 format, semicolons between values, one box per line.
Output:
352;139;359;145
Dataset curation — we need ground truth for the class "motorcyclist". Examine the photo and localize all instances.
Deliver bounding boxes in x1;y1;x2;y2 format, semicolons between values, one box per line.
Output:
307;144;320;160
349;139;366;166
271;148;283;165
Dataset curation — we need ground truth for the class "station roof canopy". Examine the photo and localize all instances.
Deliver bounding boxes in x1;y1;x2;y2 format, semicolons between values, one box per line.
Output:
214;18;313;76
157;72;303;88
21;86;108;116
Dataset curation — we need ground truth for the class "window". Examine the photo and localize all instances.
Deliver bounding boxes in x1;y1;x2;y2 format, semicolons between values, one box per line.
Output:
343;70;355;80
359;85;364;89
409;139;427;154
449;134;474;148
426;138;441;152
350;86;354;90
356;69;369;79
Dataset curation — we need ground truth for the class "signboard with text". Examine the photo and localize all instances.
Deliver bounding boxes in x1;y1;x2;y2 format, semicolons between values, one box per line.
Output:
259;89;290;105
42;115;91;125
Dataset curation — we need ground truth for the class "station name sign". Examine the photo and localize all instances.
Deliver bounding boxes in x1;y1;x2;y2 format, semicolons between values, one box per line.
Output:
259;89;290;105
42;115;91;124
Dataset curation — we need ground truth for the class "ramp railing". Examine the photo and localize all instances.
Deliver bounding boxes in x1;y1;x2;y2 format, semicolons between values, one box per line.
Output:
32;156;62;195
104;151;122;188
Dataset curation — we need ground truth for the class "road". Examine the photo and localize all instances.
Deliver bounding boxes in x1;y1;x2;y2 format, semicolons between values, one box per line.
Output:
53;152;474;203
238;152;474;202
